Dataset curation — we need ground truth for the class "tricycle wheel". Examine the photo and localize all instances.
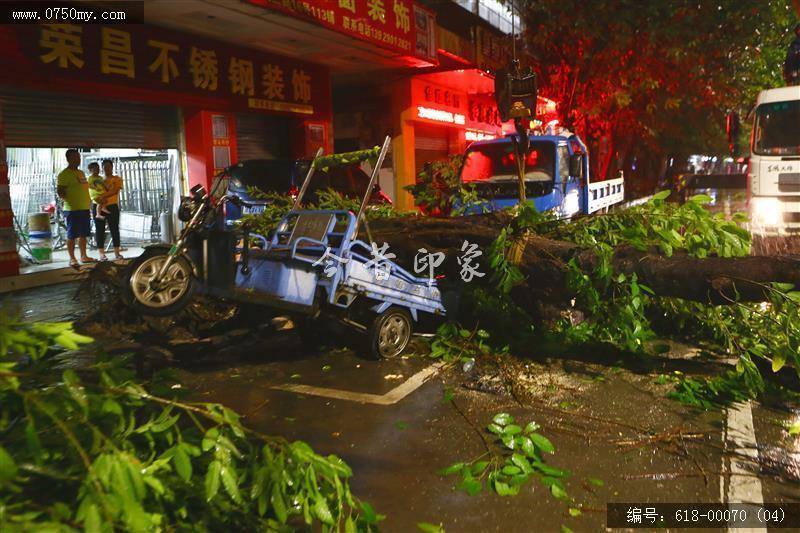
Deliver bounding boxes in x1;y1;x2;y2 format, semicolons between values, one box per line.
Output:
126;249;195;317
368;306;412;359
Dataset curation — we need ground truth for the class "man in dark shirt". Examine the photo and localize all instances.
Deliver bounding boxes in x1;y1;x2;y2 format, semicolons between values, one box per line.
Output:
785;23;800;86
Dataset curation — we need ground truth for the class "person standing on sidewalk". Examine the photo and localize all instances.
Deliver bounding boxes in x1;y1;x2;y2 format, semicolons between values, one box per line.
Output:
98;159;124;260
56;149;95;267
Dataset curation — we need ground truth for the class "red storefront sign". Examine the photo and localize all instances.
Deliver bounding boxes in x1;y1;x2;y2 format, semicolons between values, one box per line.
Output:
4;23;330;117
411;78;467;126
467;94;503;132
248;0;434;62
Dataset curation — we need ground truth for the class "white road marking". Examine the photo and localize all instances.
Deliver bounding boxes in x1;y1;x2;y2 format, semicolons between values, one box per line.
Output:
722;400;766;533
272;362;446;405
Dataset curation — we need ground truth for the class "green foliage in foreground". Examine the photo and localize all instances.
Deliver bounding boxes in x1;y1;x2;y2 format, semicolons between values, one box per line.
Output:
312;146;382;173
238;187;403;239
403;155;489;216
0;312;378;531
440;412;570;499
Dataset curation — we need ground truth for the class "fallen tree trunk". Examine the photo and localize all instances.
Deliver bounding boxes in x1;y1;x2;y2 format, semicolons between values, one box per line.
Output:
368;215;800;305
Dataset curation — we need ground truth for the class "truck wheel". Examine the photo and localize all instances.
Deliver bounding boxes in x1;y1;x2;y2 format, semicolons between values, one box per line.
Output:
368;307;412;359
126;249;195;317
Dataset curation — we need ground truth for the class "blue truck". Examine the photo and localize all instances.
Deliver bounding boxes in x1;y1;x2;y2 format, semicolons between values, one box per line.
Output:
459;133;625;216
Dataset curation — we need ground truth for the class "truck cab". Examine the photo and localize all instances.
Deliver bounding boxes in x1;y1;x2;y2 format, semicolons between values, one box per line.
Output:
748;86;800;233
459;133;624;216
460;134;589;216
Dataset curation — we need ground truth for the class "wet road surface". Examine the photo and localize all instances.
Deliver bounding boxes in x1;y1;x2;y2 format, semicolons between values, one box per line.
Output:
170;329;800;532
8;282;800;532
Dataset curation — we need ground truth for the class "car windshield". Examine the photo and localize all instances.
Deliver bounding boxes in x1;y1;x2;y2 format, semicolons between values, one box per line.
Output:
227;160;296;191
753;100;800;156
296;162;374;198
461;141;556;183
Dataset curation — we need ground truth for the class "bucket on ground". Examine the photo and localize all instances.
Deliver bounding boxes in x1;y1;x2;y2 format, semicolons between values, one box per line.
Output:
27;213;52;263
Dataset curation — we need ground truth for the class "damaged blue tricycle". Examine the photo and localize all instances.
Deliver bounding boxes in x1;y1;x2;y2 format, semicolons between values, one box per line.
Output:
125;137;447;358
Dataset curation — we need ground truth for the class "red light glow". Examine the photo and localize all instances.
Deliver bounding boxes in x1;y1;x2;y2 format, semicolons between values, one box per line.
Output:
417;105;466;125
462;150;493;182
465;130;496;141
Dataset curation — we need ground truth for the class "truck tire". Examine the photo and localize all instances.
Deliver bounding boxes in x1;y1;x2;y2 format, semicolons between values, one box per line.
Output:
368;306;412;359
126;248;195;317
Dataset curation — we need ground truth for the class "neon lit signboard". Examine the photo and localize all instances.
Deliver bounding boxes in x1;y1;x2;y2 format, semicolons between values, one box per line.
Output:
417;106;465;125
465;130;496;141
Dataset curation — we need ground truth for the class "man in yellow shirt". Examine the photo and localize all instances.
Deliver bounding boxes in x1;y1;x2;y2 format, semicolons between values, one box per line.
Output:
56;149;95;266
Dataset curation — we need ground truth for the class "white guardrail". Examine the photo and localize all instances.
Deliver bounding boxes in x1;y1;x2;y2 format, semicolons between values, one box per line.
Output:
587;177;625;214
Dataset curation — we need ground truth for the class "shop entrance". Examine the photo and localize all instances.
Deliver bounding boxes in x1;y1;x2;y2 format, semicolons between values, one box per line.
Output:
1;88;182;274
414;123;459;177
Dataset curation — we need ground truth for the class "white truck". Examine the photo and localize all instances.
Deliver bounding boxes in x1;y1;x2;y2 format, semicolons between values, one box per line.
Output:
748;85;800;233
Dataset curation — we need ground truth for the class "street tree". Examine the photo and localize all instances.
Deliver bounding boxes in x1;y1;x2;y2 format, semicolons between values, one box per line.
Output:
515;0;796;184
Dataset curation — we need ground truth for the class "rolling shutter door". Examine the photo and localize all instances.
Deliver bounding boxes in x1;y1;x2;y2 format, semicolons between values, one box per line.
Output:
0;87;179;149
235;113;289;162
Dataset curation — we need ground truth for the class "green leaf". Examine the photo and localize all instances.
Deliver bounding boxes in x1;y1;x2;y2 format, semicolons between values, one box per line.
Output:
442;388;454;404
439;462;464;476
83;503;101;533
568;507;582;517
271;483;288;523
493;412;514;426
787;292;800;303
689;193;712;205
501;465;521;475
533;462;570;477
511;453;531;473
493;480;519;496
524;421;540;433
314;498;335;525
519;436;537;458
503;424;522;436
205;460;221;501
457;477;482;496
471;461;490;475
588;477;604;486
786;421;800;436
772;352;786;372
561;526;575;533
359;501;385;524
550;482;569;500
652;190;671;201
62;369;87;409
220;465;242;503
486;423;504;435
0;446;17;485
530;433;555;454
417;522;445;533
173;446;192;482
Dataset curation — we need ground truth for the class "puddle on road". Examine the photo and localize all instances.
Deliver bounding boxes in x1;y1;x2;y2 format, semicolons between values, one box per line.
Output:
750;404;800;500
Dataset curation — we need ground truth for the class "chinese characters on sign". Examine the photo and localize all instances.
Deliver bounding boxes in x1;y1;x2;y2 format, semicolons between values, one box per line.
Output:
626;507;659;525
313;240;486;285
255;0;420;58
26;23;328;116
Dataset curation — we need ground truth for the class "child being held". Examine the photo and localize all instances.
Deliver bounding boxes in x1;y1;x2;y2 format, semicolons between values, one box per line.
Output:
87;162;110;220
